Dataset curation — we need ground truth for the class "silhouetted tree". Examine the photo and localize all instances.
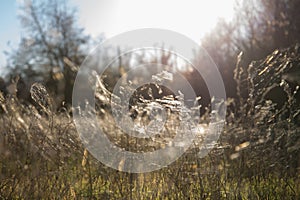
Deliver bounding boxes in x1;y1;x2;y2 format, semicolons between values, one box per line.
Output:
7;0;90;104
200;0;300;99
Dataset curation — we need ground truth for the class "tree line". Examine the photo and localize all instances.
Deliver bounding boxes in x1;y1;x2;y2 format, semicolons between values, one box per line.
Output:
0;0;299;109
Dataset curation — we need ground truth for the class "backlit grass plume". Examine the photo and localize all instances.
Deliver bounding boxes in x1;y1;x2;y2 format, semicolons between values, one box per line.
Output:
30;83;53;115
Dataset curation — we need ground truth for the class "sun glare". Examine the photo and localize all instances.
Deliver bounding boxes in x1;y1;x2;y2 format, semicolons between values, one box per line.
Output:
72;0;236;43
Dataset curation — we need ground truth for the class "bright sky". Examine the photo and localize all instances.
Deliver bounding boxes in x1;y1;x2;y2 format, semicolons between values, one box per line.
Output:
71;0;236;42
0;0;236;72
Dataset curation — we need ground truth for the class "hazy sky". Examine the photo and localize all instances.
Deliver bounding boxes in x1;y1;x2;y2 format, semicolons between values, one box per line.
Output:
0;1;22;71
0;0;235;71
71;0;235;41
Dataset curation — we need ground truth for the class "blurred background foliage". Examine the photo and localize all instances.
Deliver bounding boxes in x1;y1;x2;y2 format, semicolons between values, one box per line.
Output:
0;0;299;107
0;0;299;105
